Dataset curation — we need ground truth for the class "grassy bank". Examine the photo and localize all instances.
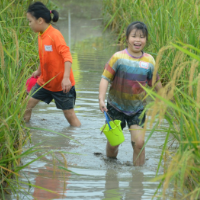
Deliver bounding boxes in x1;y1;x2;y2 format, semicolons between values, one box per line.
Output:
0;0;53;197
102;0;200;199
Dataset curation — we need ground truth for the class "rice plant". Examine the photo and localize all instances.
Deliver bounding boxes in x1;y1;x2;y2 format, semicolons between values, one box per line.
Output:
102;0;200;198
0;0;69;198
102;0;200;85
0;0;34;193
140;43;200;199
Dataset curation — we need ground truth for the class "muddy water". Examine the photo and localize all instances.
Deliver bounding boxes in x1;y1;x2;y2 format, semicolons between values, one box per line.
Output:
20;0;165;199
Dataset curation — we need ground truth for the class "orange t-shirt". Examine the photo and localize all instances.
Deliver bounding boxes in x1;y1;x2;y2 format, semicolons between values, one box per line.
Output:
37;25;75;92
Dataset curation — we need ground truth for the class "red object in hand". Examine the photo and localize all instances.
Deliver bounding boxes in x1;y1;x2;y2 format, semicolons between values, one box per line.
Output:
26;76;39;93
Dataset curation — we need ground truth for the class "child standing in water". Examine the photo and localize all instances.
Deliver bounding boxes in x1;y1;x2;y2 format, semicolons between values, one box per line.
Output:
99;21;162;166
24;2;81;127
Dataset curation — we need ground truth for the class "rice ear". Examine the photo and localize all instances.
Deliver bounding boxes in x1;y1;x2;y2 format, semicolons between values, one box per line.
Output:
196;74;200;125
158;88;168;123
0;40;4;70
149;98;159;128
167;68;179;100
12;29;19;66
177;62;190;80
60;153;68;168
142;109;151;134
170;51;181;77
189;60;199;95
153;46;173;86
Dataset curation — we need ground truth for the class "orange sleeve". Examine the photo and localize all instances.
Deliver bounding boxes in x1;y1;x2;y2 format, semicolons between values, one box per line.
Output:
54;32;73;63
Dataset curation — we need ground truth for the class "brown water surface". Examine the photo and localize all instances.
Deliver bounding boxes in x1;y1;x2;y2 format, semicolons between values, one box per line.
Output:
18;1;165;199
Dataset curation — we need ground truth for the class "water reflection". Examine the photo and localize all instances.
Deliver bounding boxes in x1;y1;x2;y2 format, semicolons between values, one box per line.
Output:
103;169;144;200
103;169;122;200
124;171;144;200
32;165;69;200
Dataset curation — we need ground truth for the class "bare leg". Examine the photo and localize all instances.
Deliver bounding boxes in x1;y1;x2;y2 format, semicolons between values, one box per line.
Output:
106;141;119;158
24;97;40;122
130;125;145;166
63;109;81;127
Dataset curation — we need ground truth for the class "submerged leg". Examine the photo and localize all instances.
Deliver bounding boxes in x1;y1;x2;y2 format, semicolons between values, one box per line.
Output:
106;141;119;158
130;125;145;166
63;109;81;127
24;97;40;122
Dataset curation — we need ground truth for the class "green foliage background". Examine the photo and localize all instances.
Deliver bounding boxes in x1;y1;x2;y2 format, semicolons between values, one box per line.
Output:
103;0;200;85
102;0;200;199
0;0;54;197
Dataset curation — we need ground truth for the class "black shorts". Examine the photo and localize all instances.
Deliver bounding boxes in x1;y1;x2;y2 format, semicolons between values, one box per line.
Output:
107;103;145;130
30;83;76;110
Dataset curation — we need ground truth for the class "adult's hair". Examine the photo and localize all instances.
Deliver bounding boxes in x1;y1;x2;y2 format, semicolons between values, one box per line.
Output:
126;21;148;41
27;1;59;23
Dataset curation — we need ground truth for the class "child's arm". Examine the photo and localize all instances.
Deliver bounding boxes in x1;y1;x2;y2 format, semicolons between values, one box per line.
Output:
154;81;163;93
32;65;41;77
62;61;72;93
99;78;109;112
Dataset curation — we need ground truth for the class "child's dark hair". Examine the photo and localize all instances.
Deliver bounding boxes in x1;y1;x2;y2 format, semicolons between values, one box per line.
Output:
126;21;148;40
27;1;59;23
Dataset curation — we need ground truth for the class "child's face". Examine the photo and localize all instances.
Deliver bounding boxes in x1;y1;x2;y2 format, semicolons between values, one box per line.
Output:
27;13;41;33
127;28;147;56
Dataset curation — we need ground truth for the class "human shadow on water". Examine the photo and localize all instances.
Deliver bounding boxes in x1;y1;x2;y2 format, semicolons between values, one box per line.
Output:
103;168;144;200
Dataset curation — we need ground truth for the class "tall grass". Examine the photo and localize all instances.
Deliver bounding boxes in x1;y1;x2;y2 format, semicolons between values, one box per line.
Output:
141;43;200;199
0;0;67;198
0;0;38;196
0;0;35;191
102;0;200;199
102;0;200;85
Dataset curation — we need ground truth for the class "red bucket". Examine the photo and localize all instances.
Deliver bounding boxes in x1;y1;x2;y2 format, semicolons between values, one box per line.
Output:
26;76;39;93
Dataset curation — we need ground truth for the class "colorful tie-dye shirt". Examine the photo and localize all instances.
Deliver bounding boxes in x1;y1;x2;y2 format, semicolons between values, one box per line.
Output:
102;49;159;116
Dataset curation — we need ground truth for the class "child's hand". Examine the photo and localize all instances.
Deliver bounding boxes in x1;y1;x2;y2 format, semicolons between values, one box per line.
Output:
32;70;41;78
99;100;108;113
62;77;72;93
